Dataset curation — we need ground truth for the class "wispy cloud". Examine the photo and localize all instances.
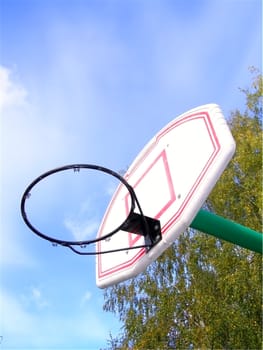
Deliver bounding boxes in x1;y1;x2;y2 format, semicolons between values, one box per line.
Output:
0;288;119;348
64;217;100;241
20;286;50;311
0;63;89;269
63;197;109;241
30;287;50;310
0;289;36;341
81;290;92;305
0;66;28;112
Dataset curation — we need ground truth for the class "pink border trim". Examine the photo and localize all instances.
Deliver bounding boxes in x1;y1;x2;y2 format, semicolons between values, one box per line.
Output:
97;111;220;279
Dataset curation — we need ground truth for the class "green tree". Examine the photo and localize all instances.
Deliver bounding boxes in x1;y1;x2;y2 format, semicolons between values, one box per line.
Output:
103;70;262;349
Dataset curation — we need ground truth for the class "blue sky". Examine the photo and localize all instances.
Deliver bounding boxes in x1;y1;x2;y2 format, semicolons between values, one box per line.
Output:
0;0;261;349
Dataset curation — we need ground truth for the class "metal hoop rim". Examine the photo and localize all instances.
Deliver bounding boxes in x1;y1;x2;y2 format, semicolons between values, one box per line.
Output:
20;164;137;246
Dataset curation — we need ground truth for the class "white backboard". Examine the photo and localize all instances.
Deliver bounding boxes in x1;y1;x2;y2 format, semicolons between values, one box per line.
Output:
96;104;236;288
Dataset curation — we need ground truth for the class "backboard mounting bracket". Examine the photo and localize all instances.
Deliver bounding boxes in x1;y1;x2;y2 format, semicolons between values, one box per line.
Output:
120;212;162;251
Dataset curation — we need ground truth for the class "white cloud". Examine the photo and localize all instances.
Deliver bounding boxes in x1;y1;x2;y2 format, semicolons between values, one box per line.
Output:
0;288;119;348
0;64;78;268
81;290;92;305
30;287;49;310
64;217;100;241
20;286;50;311
0;289;36;341
0;66;28;112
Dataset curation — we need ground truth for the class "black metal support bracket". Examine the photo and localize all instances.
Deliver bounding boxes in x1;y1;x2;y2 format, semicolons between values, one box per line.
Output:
120;212;162;251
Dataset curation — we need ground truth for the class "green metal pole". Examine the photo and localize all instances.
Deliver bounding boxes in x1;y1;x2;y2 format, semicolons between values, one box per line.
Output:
190;209;262;254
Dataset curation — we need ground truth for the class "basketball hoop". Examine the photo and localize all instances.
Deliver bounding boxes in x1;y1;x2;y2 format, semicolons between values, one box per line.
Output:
21;164;161;255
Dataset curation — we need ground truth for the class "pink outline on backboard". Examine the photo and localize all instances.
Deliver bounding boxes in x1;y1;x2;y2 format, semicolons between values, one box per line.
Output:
126;149;176;247
96;105;235;287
